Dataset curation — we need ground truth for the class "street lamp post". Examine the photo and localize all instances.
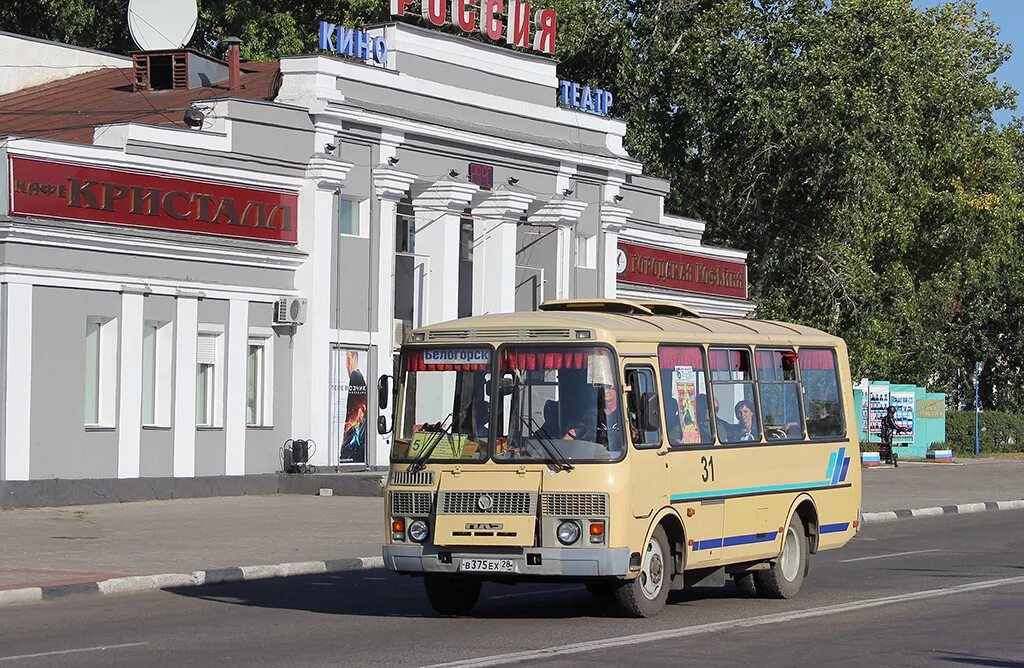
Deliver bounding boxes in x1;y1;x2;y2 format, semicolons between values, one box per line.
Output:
974;361;984;457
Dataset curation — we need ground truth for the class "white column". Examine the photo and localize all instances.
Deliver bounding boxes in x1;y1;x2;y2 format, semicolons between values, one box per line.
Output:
413;180;479;325
599;203;631;298
372;165;417;367
172;295;198;477
225;298;249;475
531;197;589;300
292;151;353;467
370;165;416;469
117;291;144;479
2;283;32;481
472;190;535;315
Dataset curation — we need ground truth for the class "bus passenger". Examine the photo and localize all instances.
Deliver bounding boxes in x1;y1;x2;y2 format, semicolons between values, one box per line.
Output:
734;400;759;442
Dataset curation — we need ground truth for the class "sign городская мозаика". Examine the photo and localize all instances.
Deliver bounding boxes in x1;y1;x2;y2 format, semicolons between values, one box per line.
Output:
8;157;298;243
616;241;748;300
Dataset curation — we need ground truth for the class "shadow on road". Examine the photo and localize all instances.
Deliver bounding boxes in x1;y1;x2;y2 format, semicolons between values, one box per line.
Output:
934;650;1024;667
165;569;741;620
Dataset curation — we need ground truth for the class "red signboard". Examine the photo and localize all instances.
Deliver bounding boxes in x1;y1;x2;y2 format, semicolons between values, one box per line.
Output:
8;157;298;243
617;241;747;300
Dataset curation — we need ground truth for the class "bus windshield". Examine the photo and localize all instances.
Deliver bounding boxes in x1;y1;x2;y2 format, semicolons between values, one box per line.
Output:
393;348;493;463
493;346;625;464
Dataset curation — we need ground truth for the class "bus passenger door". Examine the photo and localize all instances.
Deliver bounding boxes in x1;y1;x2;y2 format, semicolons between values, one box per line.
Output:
625;365;669;519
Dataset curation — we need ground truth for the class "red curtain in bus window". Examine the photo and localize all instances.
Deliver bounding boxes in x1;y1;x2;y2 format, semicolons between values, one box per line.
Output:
501;349;592;371
709;349;748;372
658;346;704;369
798;349;836;370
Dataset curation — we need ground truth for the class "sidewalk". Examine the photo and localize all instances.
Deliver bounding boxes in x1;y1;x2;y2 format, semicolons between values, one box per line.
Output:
2;459;1022;605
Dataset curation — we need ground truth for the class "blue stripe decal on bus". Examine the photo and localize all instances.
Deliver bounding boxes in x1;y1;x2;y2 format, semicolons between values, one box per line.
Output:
671;480;832;502
693;532;779;551
838;457;851;483
694;538;723;550
825;451;838;482
819;522;850;534
830;447;847;486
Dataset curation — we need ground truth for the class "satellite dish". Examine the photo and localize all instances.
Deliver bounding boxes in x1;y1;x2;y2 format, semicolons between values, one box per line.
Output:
128;0;198;51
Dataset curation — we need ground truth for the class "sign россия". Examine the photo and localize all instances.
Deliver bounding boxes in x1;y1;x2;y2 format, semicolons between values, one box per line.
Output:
8;157;298;243
616;241;748;299
391;0;557;55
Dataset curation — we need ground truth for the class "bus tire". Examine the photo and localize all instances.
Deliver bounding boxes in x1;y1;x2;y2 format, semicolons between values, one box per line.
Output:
755;514;809;599
423;575;482;616
614;526;671;617
732;572;759;598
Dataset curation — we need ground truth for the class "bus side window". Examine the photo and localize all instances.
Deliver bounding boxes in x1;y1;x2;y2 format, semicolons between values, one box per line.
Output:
625;366;661;448
658;345;713;446
798;348;846;439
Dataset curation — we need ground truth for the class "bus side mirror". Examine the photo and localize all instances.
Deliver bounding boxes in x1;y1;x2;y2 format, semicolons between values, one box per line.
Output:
377;375;392;411
377;415;392;436
640;392;661;432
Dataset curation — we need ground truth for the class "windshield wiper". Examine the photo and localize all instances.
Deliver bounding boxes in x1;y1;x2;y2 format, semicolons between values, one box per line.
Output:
522;415;574;472
409;413;454;473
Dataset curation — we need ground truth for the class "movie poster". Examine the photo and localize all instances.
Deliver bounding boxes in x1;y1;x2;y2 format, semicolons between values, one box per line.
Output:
332;348;368;465
673;366;702;444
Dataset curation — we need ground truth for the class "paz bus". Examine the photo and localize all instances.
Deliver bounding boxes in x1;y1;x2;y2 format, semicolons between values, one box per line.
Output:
380;299;861;617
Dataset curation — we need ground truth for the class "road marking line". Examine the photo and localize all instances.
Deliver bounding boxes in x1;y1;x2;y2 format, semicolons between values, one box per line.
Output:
839;549;941;563
420;575;1024;668
487;588;575;600
0;642;148;662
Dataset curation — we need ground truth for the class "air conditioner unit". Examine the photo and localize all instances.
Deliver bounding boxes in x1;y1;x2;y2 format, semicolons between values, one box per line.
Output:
393;319;406;346
275;297;307;325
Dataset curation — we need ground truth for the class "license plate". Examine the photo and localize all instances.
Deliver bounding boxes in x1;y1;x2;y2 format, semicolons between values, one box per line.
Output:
459;558;515;573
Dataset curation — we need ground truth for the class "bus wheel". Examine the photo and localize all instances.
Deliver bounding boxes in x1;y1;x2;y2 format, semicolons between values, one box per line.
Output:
755;515;809;599
732;572;759;598
615;526;671;617
423;575;481;616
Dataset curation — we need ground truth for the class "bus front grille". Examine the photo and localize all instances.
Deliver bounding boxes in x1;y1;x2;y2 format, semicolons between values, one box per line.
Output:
542;493;608;517
391;491;433;516
389;470;435;487
438;491;535;515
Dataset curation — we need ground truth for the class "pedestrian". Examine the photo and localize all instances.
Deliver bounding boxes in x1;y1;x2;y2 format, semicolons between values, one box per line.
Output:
880;406;909;467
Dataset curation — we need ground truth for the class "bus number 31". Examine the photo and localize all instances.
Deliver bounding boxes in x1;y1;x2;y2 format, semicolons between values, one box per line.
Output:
701;456;715;483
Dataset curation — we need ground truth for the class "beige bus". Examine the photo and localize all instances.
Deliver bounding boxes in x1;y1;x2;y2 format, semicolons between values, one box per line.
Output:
380;299;861;617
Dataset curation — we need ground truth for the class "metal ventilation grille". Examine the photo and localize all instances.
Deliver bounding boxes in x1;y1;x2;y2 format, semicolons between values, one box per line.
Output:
524;328;573;339
425;330;472;341
391;491;433;516
389;470;435;487
542;493;608;516
439;491;535;515
475;328;521;340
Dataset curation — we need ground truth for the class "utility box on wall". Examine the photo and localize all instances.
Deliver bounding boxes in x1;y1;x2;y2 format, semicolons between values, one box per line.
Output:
852;380;946;458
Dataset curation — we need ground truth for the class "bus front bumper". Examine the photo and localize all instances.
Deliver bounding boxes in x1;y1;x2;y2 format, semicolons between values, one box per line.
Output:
383;544;631;577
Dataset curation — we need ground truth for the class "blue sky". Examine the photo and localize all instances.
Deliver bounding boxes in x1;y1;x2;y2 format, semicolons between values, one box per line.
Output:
917;0;1023;124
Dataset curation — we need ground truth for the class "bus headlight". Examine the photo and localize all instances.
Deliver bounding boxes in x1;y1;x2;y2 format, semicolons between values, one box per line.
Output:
408;519;430;543
557;521;581;546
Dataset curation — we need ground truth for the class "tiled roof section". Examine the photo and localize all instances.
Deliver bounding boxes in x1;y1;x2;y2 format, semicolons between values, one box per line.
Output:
0;61;281;144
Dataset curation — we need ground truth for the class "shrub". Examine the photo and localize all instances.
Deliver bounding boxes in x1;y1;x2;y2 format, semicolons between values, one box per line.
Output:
945;411;1024;456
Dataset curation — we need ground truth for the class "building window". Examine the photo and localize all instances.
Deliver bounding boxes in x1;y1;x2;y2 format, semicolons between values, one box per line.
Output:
84;317;117;427
246;329;275;427
575;234;596;269
142;321;173;427
396;200;416;253
196;327;224;428
339;198;362;236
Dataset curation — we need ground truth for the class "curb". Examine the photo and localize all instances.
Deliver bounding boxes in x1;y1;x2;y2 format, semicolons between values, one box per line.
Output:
862;499;1024;524
0;556;384;608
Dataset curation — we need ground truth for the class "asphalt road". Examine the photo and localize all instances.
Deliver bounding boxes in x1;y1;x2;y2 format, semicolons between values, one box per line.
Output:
1;511;1022;668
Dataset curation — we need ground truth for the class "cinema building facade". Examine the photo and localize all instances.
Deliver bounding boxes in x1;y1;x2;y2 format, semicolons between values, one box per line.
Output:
0;19;753;498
